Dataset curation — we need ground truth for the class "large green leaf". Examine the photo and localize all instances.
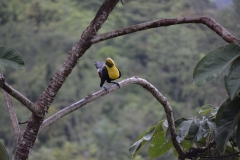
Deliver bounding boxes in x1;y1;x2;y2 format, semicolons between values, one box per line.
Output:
148;134;173;159
215;97;240;153
176;119;193;143
0;46;25;72
181;140;192;151
225;57;240;100
129;126;155;157
129;120;166;157
193;44;240;85
0;142;9;160
233;111;240;129
207;119;217;139
215;98;231;127
153;120;165;136
188;117;208;142
166;117;190;142
236;120;240;151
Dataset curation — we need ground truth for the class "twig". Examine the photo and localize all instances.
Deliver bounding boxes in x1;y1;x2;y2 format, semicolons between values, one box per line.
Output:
0;76;39;115
2;89;20;140
18;120;29;124
184;140;216;159
199;151;240;159
91;16;240;44
39;76;185;158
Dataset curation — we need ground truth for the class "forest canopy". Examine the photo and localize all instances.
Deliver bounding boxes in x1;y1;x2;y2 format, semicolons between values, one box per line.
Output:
0;0;239;159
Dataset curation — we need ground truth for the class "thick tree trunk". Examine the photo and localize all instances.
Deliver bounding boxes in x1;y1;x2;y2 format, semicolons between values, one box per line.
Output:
13;0;119;159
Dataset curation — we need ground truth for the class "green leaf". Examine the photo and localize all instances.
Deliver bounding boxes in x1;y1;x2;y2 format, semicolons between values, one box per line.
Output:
176;119;193;143
236;120;240;151
193;44;240;85
207;119;217;139
162;120;168;132
199;104;216;115
129;126;155;157
166;117;190;142
129;120;166;157
195;137;207;148
148;133;173;159
0;142;9;160
153;120;165;136
143;126;155;141
234;111;240;129
0;46;25;72
188;117;208;142
172;148;178;157
225;145;239;160
215;97;240;153
225;57;240;100
215;98;232;127
181;140;192;151
129;140;144;157
211;107;218;116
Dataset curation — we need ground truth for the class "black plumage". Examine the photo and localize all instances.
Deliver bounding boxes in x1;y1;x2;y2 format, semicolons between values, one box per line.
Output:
94;59;121;89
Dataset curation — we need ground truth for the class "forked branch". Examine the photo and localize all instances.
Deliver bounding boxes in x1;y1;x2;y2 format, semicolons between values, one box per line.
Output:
91;16;240;44
40;76;185;158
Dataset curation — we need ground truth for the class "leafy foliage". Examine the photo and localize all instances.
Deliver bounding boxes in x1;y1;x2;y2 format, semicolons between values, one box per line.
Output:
0;142;9;160
215;97;240;153
193;44;240;85
129;107;219;159
225;56;240;99
0;0;238;159
0;46;25;72
193;42;240;155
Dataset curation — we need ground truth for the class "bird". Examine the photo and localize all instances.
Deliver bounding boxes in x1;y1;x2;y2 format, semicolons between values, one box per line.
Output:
94;57;121;91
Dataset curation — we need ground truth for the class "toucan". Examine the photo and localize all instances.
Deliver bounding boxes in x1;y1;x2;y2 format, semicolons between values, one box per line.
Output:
94;57;121;90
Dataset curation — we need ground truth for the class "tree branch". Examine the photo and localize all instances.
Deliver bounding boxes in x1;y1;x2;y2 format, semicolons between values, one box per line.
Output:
0;77;39;115
14;1;120;159
184;140;216;159
35;0;120;116
2;89;20;140
91;16;240;44
39;76;185;158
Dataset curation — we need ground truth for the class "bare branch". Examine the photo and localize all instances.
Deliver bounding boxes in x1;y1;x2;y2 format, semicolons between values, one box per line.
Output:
2;89;20;140
0;77;39;115
91;16;240;44
40;76;185;157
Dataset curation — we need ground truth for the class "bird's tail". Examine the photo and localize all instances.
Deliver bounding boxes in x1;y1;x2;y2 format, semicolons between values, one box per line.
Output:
94;61;105;69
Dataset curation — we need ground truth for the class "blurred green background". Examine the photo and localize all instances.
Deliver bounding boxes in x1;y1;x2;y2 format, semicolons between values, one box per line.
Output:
0;0;239;159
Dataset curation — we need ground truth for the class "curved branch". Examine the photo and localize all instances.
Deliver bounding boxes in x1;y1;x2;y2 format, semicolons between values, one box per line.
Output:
40;76;185;158
0;76;38;115
91;16;240;44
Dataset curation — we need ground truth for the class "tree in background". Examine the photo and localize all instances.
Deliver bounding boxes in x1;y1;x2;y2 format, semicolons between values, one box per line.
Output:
1;0;240;159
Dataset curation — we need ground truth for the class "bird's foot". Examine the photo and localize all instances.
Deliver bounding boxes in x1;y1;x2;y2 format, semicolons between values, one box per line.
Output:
111;82;120;88
102;86;109;92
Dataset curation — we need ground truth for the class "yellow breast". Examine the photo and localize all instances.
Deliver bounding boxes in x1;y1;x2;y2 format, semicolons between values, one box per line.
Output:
106;66;120;79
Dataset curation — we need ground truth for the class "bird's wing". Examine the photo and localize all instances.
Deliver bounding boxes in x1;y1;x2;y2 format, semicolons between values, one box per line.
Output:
94;61;105;69
118;69;121;78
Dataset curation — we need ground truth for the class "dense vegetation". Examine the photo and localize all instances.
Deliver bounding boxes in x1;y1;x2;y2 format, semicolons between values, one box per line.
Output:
0;0;239;159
